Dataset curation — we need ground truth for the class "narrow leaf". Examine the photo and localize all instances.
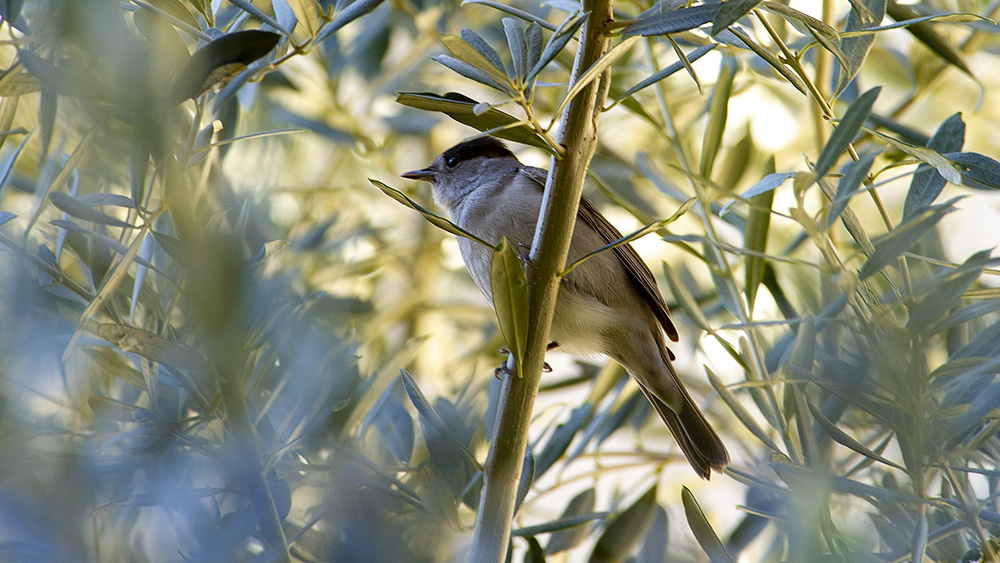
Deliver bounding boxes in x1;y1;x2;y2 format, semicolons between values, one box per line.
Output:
526;13;587;83
503;18;529;81
460;29;506;75
700;57;735;179
589;485;658;562
903;113;965;220
461;0;558;31
49;192;135;229
721;172;795;215
886;0;972;75
858;197;959;279
836;0;886;95
396;91;550;149
868;128;962;184
622;3;723;36
744;175;774;309
316;0;386;42
814;86;880;179
370;179;492;246
562;198;695;277
433;54;513;94
682;487;735;563
490;238;530;378
712;0;762;36
706;366;781;451
97;324;212;374
442;35;512;86
171;30;281;102
947;152;1000;190
544;489;598;553
907;250;997;333
287;0;320;35
399;369;481;468
553;36;640;119
806;399;906;470
827;150;878;228
611;44;715;107
525;23;543;74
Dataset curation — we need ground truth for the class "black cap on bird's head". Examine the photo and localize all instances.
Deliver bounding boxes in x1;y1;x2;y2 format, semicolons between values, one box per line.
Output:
401;137;516;182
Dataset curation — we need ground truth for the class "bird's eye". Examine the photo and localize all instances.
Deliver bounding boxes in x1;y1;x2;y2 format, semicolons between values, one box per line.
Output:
445;156;459;168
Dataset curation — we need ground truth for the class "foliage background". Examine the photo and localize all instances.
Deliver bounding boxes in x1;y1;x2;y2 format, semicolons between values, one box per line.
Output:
0;0;999;561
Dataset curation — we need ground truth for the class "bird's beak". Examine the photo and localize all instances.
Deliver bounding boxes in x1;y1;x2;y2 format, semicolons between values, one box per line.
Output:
401;168;435;182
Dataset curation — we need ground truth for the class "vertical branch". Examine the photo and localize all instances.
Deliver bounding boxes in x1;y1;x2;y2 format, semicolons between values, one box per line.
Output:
468;0;614;561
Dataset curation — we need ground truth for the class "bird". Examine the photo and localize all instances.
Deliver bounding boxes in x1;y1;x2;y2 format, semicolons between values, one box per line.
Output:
402;136;728;478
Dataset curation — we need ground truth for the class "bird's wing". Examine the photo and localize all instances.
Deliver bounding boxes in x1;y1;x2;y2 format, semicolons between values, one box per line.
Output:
518;166;678;342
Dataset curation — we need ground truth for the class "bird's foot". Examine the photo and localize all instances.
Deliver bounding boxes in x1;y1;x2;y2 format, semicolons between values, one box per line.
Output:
495;348;552;378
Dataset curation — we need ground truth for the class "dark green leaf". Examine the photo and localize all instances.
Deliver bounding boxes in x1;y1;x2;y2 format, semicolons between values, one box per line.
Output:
370;179;492;246
836;0;886;95
886;0;972;76
171;30;281;102
682;487;735;563
525;536;546;563
49;192;136;229
589;485;658;562
0;211;16;226
146;0;200;29
806;399;906;470
706;366;781;451
525;23;543;75
396;92;551;150
433;54;513;93
544;489;598;553
621;3;722;36
535;405;592;477
929;298;1000;335
460;29;506;75
700;57;735;179
460;0;558;31
514;452;534;512
0;0;25;23
903;113;965;220
827;150;877;228
744;175;773;309
635;506;669;563
526;13;587;83
712;0;762;36
503;18;528;81
721;172;795;215
97;324;212;375
399;369;481;468
815;86;880;179
727;26;808;94
317;0;386;42
907;250;997;333
490;238;530;378
611;44;715;107
518;513;610;539
374;397;414;463
859;197;958;279
947;152;1000;190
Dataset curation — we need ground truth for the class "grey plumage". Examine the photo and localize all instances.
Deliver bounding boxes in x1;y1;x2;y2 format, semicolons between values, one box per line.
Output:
402;137;729;478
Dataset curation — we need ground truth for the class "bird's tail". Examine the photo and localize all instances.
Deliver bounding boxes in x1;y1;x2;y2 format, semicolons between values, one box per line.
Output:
638;383;729;479
634;344;729;479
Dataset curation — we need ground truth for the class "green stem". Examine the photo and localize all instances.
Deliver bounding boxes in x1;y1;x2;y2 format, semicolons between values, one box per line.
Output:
468;0;613;560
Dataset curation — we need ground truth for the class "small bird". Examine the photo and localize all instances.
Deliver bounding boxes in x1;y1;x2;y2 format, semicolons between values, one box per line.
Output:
402;137;728;478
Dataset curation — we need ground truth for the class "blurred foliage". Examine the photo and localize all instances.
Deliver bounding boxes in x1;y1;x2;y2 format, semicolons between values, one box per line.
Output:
0;0;999;561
